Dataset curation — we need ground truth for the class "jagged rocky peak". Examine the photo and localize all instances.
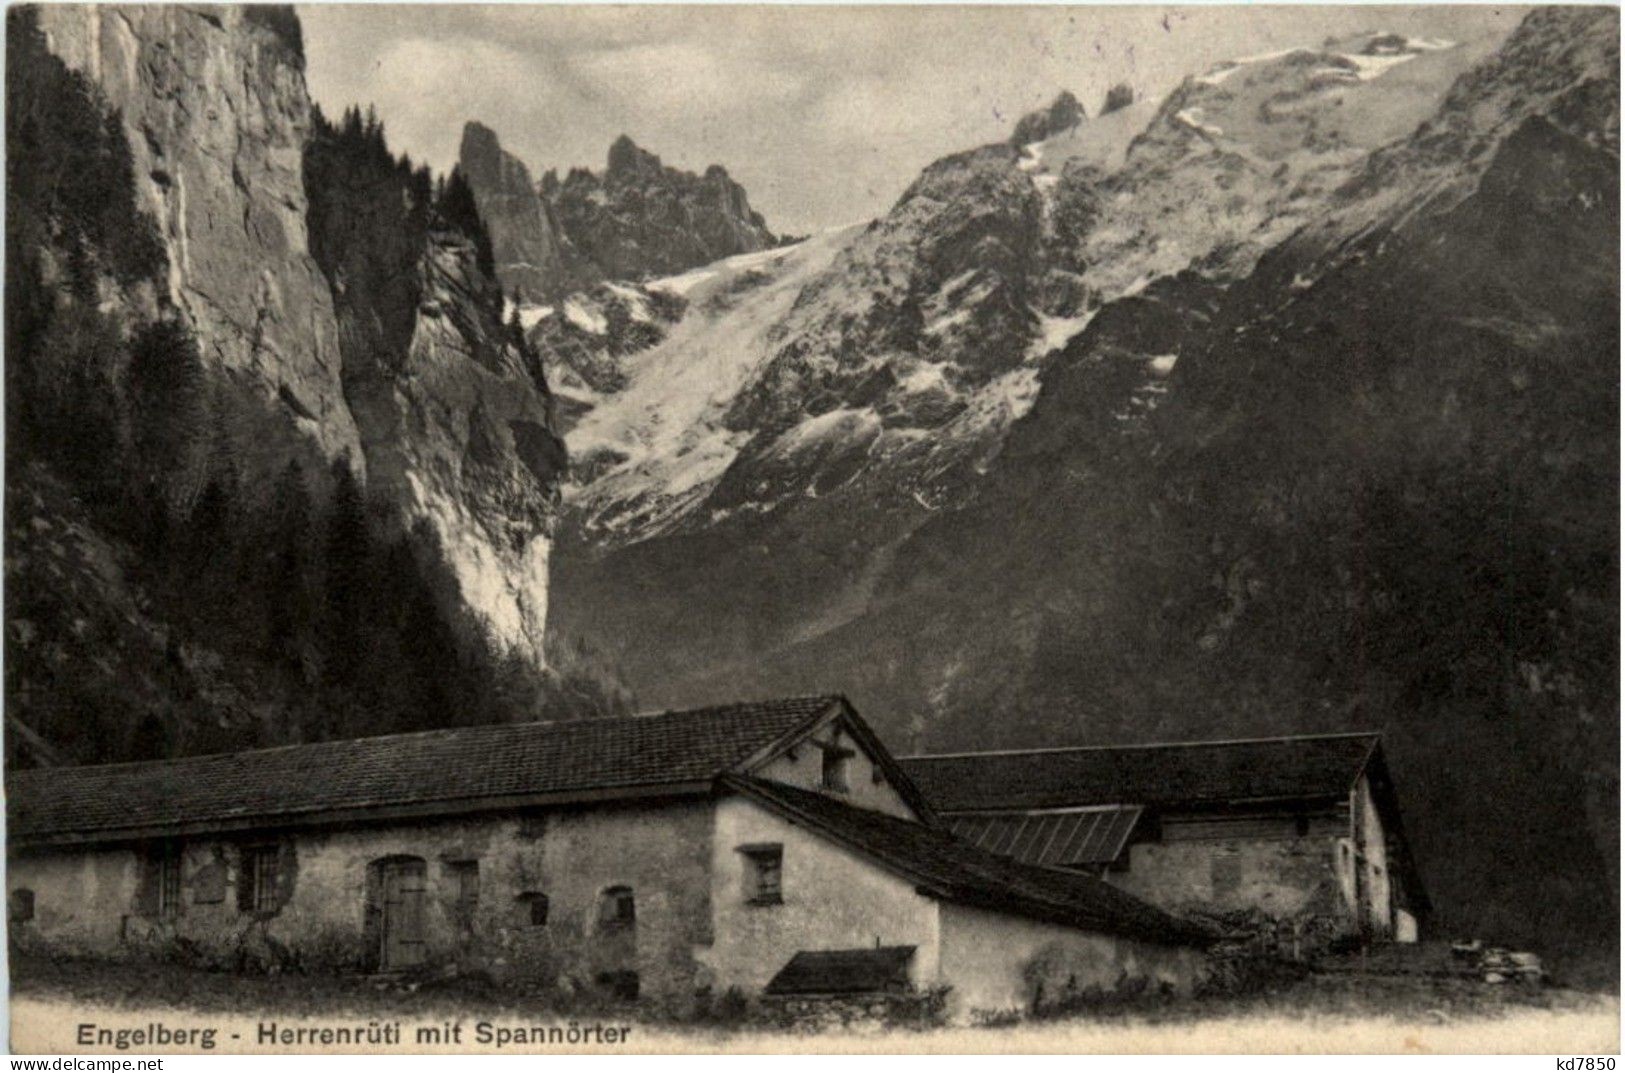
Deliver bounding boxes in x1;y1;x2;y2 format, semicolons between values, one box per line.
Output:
459;120;598;302
605;133;665;178
1100;83;1135;116
1010;90;1085;147
460;120;517;182
545;132;779;280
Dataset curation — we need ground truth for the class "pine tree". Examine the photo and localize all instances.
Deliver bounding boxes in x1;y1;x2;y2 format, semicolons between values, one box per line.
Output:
125;316;206;503
436;166;495;279
266;460;315;673
322;457;370;686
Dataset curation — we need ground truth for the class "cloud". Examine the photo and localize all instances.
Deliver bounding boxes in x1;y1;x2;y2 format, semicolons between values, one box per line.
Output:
568;38;811;121
300;4;1530;235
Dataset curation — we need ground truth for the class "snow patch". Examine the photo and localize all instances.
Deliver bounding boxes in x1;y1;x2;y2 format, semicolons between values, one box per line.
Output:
519;304;554;330
897;361;950;394
1028;311;1094;361
947;367;1043;435
1339;51;1419;81
503;297;555;330
927;306;975;337
646;243;801;299
1194;47;1308;86
648;266;718;298
565;225;863;538
604;282;653;323
564;298;608;335
769;406;882;457
1147;353;1179;377
1175;108;1224;139
1017;140;1045;173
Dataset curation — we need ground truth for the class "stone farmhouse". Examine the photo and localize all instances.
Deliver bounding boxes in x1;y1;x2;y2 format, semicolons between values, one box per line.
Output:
900;732;1429;956
7;696;1211;1020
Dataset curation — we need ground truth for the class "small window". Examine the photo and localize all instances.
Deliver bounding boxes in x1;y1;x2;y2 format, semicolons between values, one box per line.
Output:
238;844;280;912
596;970;640;1001
9;888;34;924
821;747;852;793
518;891;549;926
600;885;635;929
449;861;479;929
740;844;783;905
157;843;183;921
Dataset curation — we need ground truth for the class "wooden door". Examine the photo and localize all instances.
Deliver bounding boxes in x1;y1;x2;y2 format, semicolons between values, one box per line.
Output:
380;858;427;970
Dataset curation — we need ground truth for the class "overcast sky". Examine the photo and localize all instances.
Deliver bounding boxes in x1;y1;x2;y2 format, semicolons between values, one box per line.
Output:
300;5;1524;235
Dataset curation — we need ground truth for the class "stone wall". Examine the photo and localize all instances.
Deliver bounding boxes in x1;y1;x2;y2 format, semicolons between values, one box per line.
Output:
755;990;949;1032
6;844;141;955
935;901;1207;1023
1110;834;1349;925
8;799;716;1001
10;790;1214;1016
1099;779;1407;953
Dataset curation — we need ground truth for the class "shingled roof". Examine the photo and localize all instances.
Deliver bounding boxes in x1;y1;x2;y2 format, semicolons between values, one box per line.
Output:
765;946;917;996
724;776;1213;946
9;696;843;846
899;732;1382;813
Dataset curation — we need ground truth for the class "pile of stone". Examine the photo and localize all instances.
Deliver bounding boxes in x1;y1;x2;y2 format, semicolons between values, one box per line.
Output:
1450;940;1544;985
1314;939;1546;987
755;989;949;1032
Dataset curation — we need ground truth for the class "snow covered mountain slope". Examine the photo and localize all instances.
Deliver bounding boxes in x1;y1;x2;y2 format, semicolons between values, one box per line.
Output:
1045;30;1504;297
558;229;856;539
555;23;1508;558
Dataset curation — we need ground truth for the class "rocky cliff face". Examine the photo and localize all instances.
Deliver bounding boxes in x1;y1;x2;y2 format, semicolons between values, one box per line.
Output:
459;120;598;302
32;4;358;479
359;232;565;665
547;134;778;281
29;6;565;668
305;111;566;667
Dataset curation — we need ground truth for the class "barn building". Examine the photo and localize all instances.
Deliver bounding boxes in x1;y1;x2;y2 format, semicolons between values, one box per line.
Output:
900;732;1428;955
7;696;1210;1020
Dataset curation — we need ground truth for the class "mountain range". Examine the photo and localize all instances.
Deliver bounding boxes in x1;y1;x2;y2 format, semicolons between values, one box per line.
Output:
4;4;1618;972
460;121;780;303
539;8;1619;966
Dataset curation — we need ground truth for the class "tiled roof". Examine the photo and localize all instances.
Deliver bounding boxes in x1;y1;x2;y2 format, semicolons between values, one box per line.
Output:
900;732;1381;813
945;805;1144;867
725;776;1212;946
765;946;917;996
9;697;841;844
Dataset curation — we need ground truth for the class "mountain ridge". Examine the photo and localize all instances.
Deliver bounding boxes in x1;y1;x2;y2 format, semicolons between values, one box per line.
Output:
548;7;1619;963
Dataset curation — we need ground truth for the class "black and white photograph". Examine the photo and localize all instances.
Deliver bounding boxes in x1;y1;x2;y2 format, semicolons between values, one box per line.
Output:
2;1;1619;1056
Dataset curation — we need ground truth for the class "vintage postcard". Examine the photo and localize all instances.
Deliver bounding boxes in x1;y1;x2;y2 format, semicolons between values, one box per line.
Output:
3;2;1618;1057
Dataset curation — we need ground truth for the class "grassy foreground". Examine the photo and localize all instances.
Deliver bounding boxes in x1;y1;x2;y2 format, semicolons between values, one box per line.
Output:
9;953;1618;1054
